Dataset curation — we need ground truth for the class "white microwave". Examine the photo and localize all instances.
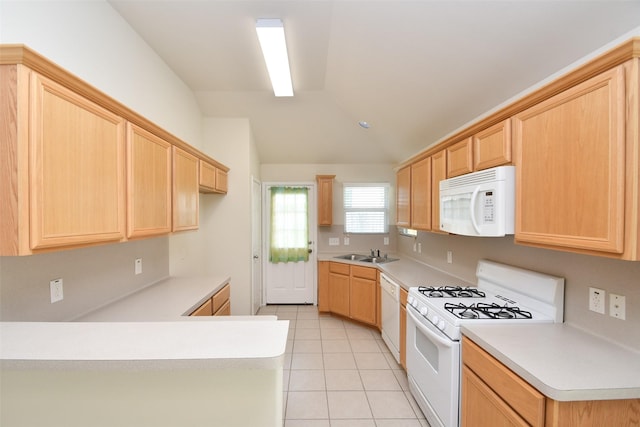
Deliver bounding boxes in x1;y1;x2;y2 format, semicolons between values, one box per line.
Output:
439;165;515;237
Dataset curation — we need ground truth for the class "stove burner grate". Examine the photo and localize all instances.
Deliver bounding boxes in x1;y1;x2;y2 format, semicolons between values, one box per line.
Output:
444;302;533;320
418;286;486;298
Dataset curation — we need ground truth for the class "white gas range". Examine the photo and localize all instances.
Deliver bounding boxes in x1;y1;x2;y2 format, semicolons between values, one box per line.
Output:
405;260;564;427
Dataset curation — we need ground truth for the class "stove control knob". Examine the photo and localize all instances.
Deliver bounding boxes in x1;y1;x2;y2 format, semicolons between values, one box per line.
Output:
432;315;439;325
407;296;415;306
419;307;428;317
437;320;446;330
410;299;419;308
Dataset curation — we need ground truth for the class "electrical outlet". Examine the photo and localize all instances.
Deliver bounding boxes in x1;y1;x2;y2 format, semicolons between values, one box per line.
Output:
447;250;453;264
413;242;417;252
417;243;422;253
135;258;143;275
329;237;339;246
50;278;63;303
589;287;605;314
610;294;626;320
383;237;389;245
343;237;350;246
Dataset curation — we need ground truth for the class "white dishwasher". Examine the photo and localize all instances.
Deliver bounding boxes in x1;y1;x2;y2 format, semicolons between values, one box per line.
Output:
380;273;400;363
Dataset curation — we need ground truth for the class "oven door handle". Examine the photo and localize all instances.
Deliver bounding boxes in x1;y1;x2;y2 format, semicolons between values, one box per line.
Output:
407;306;456;349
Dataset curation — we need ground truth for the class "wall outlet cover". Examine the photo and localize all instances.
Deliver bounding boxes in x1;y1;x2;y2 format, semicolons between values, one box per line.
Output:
589;287;605;314
50;278;63;303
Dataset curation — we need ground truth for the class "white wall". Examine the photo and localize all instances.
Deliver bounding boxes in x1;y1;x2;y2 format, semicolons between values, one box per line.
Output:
170;118;257;315
261;163;398;254
0;0;207;320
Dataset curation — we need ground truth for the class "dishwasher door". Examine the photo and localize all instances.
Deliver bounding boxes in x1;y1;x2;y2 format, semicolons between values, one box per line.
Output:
380;273;400;363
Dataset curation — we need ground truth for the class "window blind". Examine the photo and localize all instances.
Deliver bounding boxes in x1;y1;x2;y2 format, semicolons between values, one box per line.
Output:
343;184;389;234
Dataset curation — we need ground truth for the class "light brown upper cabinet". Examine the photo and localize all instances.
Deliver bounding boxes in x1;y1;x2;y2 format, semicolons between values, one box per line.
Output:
1;66;126;255
514;64;634;258
199;160;228;194
410;157;432;231
431;150;447;233
126;123;172;238
1;45;230;256
473;119;512;171
316;175;335;226
396;166;411;227
446;138;473;178
172;147;199;231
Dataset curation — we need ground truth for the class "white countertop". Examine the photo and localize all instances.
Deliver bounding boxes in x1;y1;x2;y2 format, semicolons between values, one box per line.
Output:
2;275;290;370
1;319;288;370
76;275;232;321
462;323;640;401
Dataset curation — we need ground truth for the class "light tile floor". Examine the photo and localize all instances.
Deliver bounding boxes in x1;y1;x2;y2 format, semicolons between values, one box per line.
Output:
257;304;430;427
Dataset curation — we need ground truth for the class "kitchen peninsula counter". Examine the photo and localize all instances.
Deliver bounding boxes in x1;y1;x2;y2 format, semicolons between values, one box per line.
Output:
0;275;289;427
462;323;640;401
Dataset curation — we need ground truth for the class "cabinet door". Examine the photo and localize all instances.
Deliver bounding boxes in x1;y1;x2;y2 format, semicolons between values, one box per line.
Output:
396;165;411;227
399;288;408;369
215;168;228;193
172;147;199;231
328;272;350;317
461;365;530;427
199;160;217;192
350;276;376;325
126;123;172;238
318;261;330;312
316;175;335;226
411;157;432;230
473;118;512;171
191;298;213;316
29;73;125;250
514;66;625;254
431;150;447;232
446;137;473;177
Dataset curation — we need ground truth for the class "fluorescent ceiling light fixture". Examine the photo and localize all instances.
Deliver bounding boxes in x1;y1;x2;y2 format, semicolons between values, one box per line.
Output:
256;18;293;97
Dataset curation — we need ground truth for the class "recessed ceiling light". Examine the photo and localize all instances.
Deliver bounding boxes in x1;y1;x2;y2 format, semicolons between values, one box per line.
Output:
358;121;371;129
256;18;293;97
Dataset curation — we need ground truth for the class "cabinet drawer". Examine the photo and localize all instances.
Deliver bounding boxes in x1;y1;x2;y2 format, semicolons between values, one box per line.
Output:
191;298;213;316
351;265;377;280
212;284;230;313
462;337;544;427
329;262;350;275
214;299;230;316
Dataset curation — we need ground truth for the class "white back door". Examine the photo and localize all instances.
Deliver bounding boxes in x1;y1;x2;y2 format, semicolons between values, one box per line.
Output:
264;183;317;304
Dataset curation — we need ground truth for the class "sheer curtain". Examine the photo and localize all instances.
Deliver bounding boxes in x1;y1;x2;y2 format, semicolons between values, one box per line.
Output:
269;186;309;263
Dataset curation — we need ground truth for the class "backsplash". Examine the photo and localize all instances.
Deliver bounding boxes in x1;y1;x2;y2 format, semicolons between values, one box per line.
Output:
397;231;640;352
318;225;397;256
0;237;169;321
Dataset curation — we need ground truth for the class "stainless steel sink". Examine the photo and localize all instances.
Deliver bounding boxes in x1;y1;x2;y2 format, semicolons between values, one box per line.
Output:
359;256;398;264
334;253;369;261
333;254;398;264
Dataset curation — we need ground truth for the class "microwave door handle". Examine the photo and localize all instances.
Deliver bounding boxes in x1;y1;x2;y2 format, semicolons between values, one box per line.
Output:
469;187;482;234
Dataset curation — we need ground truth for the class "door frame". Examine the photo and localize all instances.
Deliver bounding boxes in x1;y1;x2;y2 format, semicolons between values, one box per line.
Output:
262;181;318;305
251;176;262;314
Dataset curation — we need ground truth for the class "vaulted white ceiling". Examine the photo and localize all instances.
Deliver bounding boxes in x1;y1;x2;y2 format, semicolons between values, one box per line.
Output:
109;0;640;164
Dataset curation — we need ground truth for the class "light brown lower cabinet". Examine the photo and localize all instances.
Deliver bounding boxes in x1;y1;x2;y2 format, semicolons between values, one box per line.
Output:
462;336;640;427
318;261;378;327
399;288;408;369
190;283;231;317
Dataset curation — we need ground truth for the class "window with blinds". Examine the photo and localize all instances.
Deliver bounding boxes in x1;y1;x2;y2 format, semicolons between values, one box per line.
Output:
343;184;389;234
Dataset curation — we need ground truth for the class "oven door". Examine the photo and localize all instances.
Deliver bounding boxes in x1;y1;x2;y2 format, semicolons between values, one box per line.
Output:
406;305;460;427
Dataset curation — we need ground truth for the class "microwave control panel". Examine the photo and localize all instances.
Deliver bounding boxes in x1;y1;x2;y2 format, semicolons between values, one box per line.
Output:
482;191;495;223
